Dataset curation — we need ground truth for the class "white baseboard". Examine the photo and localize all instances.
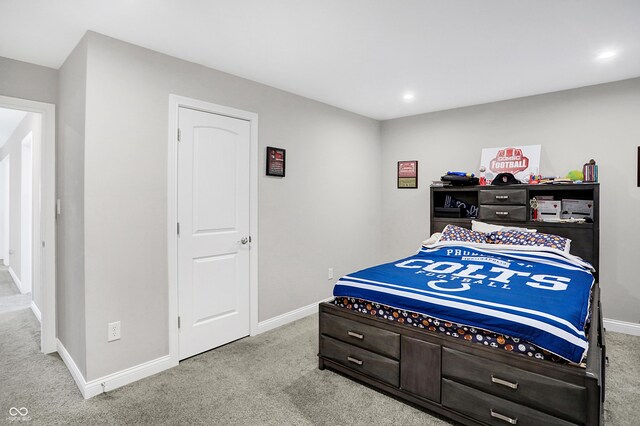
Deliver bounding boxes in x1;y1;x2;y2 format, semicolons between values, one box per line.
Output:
8;266;22;293
83;354;173;399
56;339;89;398
30;301;41;323
55;295;335;399
255;296;334;335
56;339;175;399
603;318;640;336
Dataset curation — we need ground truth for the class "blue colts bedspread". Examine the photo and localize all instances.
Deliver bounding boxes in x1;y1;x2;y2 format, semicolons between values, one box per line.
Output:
334;245;594;363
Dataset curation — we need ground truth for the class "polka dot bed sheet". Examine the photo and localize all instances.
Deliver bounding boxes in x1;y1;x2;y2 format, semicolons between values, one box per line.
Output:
333;297;587;367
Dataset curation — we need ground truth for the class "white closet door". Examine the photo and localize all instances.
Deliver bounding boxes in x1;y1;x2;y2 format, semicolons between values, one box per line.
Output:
177;107;251;360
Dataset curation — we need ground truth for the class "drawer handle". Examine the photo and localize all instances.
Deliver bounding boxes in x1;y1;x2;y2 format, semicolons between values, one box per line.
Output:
491;375;519;389
490;409;518;424
347;331;364;340
495;195;509;200
495;211;509;216
347;356;363;366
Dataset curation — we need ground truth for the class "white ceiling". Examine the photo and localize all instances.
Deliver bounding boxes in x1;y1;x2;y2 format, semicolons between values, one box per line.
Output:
0;108;28;148
1;1;639;120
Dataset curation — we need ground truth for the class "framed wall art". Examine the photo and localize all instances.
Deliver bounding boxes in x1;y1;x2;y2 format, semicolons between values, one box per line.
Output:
397;160;418;188
266;146;286;177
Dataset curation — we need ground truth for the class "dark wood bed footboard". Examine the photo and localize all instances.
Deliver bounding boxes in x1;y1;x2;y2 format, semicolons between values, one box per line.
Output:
318;285;604;425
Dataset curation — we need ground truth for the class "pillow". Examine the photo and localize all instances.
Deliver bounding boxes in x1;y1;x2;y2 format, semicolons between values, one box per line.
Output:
471;220;537;234
438;224;487;244
422;232;442;246
486;230;571;253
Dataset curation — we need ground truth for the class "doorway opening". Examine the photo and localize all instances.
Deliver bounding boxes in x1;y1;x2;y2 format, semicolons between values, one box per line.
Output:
0;96;56;353
0;110;37;315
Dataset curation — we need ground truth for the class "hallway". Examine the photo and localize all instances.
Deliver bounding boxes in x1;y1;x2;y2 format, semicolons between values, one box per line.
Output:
0;263;30;314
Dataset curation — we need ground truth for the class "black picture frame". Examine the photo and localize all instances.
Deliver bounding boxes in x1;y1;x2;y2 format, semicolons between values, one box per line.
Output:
397;160;418;189
637;146;640;187
266;146;286;177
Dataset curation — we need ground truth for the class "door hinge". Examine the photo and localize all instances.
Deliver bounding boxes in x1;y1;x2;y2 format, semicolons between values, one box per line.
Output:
178;316;181;329
177;222;180;236
177;128;181;142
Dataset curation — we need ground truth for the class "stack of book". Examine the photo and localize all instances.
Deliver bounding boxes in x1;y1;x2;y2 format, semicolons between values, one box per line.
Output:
539;177;573;184
583;163;598;182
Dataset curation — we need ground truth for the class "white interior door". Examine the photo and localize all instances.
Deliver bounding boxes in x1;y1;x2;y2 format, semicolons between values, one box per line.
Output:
178;107;251;360
21;133;33;294
0;156;8;265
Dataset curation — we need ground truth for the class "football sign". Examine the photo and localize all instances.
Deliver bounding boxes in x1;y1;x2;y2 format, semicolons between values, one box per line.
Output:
480;145;541;184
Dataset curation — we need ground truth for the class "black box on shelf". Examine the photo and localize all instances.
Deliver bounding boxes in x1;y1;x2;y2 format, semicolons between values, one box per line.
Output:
435;207;465;218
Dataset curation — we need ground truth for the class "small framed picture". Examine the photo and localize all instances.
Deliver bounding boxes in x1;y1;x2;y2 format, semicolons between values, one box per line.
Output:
266;146;286;177
398;161;418;188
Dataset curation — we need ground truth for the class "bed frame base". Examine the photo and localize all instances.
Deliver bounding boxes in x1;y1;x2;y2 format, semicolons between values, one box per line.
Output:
318;285;604;425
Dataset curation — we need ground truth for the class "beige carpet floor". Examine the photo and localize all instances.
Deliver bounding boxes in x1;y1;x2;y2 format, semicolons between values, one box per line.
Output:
0;308;638;425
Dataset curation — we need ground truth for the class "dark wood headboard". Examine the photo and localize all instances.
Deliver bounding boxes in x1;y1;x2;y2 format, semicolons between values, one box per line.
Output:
430;183;600;280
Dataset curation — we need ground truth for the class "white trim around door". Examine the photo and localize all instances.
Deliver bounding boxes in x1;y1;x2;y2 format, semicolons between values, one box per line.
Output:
167;95;259;367
0;154;9;266
0;95;56;354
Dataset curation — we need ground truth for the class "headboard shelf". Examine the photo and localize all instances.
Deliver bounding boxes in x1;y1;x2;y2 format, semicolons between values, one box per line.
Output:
430;183;600;279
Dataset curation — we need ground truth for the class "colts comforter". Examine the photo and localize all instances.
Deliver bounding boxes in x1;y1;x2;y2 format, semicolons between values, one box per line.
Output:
333;244;594;363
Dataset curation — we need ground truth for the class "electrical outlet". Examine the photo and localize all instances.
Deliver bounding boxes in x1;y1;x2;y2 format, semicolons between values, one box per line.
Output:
328;267;334;280
108;321;121;342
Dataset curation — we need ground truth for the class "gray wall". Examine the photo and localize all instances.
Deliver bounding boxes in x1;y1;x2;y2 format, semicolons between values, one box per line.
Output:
0;56;58;105
0;112;41;310
81;32;381;380
56;38;88;377
381;78;640;323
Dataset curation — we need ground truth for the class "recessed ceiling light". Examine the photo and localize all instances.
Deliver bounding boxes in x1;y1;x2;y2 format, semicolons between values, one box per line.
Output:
596;50;617;60
403;93;415;101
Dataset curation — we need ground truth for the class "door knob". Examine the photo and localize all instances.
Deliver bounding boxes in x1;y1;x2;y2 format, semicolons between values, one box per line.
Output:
240;237;249;245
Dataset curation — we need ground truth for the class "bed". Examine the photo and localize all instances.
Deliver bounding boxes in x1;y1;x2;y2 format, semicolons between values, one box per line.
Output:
318;185;604;426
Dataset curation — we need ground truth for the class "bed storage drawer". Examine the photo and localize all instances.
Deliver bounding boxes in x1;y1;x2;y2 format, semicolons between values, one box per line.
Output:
442;348;587;424
442;378;577;426
320;312;400;359
479;205;527;222
479;189;527;205
320;335;399;387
